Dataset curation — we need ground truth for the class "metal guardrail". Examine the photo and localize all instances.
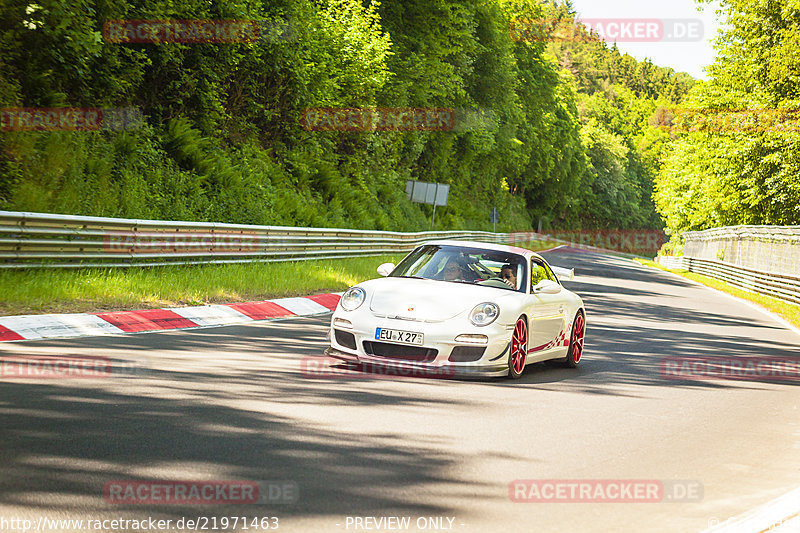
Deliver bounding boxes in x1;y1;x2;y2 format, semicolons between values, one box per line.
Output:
0;211;511;269
656;255;800;306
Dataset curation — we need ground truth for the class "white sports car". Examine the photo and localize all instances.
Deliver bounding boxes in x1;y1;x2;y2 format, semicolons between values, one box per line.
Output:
325;240;586;378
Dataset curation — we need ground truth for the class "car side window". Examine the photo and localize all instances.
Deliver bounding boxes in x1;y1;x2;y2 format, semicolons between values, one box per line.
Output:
530;259;558;291
542;262;558;283
530;260;548;290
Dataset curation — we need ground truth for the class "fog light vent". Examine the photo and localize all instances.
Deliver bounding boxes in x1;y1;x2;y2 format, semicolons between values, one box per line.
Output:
449;346;486;362
334;329;357;350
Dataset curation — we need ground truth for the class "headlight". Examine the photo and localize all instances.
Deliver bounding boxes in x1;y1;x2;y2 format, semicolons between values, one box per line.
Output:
469;302;499;327
340;287;366;311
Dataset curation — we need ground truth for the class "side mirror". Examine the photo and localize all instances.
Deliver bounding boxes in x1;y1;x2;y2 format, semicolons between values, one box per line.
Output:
377;263;395;277
533;279;561;295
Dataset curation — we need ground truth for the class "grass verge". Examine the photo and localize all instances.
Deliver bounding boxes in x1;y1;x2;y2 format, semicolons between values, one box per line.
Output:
635;258;800;329
0;255;406;316
0;240;560;316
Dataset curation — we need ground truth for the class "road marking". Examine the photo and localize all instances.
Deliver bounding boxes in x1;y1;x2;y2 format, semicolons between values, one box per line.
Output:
271;297;331;316
95;309;198;332
701;486;800;532
0;324;24;341
0;314;124;339
305;293;342;311
0;294;341;342
169;304;254;327
225;301;294;321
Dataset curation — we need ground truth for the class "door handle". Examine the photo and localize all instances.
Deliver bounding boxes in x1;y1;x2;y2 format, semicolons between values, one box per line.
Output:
558;305;565;313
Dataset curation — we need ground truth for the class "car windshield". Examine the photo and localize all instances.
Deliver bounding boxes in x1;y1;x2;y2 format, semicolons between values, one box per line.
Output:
390;245;527;292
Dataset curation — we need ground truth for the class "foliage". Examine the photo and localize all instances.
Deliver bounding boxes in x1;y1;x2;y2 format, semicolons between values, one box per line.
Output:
655;0;800;248
1;0;695;233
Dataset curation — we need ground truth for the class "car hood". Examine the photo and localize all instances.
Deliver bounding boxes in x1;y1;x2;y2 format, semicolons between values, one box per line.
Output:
360;277;516;322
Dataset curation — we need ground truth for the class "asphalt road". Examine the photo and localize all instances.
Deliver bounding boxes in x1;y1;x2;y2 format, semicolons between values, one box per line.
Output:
1;249;799;533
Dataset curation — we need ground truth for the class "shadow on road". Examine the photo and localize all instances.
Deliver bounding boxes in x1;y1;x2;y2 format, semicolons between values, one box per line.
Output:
1;247;798;521
0;321;485;518
508;249;800;394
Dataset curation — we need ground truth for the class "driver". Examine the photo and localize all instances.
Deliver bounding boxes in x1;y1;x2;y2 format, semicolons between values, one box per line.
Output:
442;258;468;281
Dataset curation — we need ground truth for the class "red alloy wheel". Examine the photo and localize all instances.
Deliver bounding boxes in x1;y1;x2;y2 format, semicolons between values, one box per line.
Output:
509;318;528;378
571;313;585;364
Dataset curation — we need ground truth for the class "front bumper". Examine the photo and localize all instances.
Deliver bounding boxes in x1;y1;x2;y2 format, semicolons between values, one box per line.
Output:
323;347;509;378
326;313;513;378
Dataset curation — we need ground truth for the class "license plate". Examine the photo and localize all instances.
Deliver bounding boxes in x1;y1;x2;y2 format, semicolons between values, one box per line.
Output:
375;328;424;346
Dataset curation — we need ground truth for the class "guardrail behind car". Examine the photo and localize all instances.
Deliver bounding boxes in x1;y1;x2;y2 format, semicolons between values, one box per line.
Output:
0;211;510;269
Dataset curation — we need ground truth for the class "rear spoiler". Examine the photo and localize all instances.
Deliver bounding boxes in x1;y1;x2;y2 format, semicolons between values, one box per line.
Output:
551;266;575;281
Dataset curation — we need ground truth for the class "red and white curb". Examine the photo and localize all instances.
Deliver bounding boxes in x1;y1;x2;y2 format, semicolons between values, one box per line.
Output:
0;294;341;342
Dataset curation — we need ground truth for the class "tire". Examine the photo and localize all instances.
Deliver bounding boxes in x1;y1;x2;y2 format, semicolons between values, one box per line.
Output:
508;317;528;379
563;311;585;368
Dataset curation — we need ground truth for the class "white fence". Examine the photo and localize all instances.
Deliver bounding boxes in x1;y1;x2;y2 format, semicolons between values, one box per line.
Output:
683;225;800;277
656;255;800;306
0;211;510;269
